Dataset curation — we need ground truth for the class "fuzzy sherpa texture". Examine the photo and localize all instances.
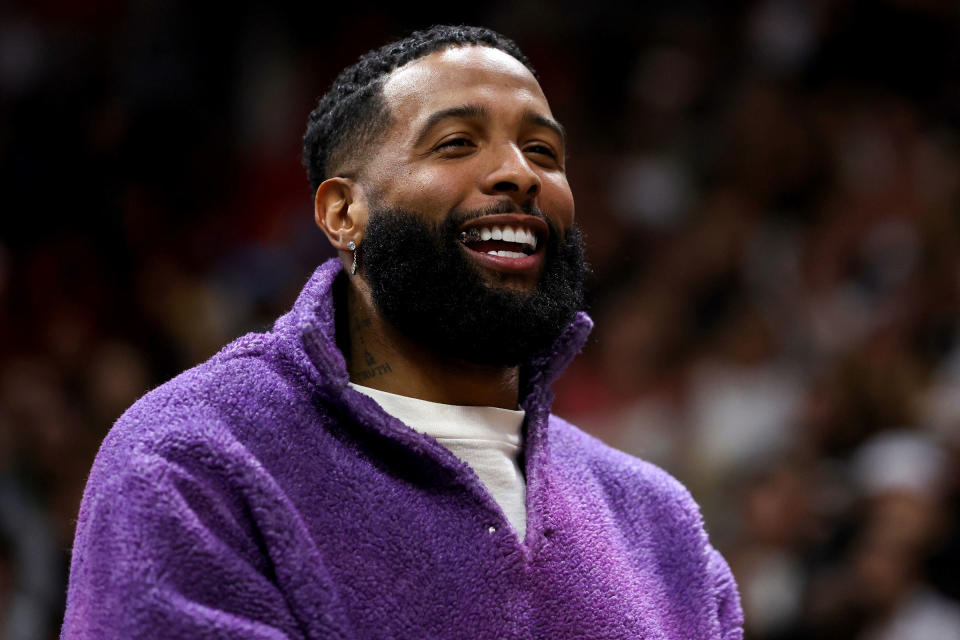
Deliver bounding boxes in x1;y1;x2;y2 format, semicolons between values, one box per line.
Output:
62;259;743;639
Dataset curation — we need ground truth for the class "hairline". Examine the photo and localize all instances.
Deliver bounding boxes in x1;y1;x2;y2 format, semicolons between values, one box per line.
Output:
326;43;538;182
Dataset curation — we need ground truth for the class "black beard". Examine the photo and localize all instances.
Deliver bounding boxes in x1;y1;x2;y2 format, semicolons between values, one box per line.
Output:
360;206;587;367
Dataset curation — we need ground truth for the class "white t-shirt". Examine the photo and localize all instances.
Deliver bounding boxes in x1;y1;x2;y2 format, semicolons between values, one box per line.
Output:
348;383;527;538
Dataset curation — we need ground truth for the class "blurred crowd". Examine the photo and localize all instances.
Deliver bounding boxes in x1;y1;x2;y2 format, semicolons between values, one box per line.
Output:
1;0;959;638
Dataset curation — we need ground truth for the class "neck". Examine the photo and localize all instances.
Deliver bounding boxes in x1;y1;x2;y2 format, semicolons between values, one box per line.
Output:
344;280;520;409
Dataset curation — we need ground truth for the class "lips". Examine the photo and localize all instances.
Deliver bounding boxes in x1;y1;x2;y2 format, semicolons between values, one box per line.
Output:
458;214;549;274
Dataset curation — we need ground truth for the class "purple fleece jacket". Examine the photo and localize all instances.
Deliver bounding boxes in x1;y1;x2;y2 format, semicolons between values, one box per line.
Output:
62;259;743;639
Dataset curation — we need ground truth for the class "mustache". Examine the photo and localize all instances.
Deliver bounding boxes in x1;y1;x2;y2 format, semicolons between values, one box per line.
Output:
447;199;547;225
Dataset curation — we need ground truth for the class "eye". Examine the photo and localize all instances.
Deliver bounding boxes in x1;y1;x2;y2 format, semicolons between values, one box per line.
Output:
525;143;558;159
435;137;474;151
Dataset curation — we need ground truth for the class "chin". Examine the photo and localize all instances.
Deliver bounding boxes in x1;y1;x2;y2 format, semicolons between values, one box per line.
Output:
482;270;540;292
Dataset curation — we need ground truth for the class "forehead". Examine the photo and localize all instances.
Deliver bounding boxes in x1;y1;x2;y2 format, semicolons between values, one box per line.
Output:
380;46;552;134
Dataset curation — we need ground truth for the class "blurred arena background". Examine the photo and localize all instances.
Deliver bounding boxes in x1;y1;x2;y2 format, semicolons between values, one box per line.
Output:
2;1;960;638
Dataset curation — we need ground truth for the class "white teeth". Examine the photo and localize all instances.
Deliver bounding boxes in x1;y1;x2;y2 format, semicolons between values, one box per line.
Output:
486;249;525;258
468;224;539;250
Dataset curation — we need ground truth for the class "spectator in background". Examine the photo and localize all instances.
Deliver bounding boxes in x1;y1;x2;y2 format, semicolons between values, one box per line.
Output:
807;432;960;640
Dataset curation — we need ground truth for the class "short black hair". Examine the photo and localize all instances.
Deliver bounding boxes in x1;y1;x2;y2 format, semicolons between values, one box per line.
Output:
302;25;536;192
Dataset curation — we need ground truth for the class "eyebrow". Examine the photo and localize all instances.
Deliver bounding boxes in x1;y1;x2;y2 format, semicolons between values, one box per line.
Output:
526;113;567;149
413;104;567;149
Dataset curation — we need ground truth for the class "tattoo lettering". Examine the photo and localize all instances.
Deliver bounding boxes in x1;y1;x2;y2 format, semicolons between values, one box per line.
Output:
355;361;393;381
351;313;390;380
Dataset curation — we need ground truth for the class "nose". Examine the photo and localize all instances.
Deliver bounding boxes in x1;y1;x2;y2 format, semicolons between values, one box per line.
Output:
481;143;541;203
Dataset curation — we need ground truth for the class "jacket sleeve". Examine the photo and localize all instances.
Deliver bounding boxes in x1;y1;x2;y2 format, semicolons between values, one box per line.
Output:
706;545;744;640
61;446;307;639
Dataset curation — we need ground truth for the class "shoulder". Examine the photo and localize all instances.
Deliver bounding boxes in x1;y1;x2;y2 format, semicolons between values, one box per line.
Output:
95;328;322;481
75;329;320;548
545;415;713;572
547;414;698;514
64;333;331;639
547;414;744;639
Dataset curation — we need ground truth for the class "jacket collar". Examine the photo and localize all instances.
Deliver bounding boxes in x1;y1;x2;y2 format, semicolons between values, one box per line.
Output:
274;258;593;406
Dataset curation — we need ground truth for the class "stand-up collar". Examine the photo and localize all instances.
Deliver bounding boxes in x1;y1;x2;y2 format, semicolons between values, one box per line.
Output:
272;259;593;404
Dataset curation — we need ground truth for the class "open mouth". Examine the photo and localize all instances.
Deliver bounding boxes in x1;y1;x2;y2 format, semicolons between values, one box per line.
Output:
460;224;539;257
457;214;550;267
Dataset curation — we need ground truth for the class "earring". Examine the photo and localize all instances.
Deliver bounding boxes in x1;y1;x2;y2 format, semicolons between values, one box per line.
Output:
347;240;358;275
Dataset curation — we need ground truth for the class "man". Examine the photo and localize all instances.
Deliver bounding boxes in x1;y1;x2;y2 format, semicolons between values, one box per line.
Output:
62;25;742;639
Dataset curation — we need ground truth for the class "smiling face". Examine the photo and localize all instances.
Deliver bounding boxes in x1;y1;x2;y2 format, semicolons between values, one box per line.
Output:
348;45;585;367
359;45;575;291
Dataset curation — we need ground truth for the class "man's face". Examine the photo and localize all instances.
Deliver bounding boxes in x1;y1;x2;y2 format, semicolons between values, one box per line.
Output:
356;46;585;366
362;45;575;292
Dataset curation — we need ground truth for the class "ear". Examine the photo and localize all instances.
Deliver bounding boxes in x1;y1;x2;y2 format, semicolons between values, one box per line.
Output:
314;177;368;251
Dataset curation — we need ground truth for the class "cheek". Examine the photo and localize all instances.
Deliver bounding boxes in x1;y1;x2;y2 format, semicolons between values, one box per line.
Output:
389;166;472;212
542;174;575;227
